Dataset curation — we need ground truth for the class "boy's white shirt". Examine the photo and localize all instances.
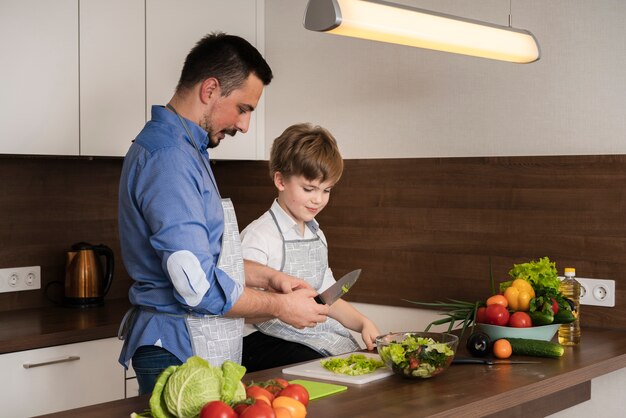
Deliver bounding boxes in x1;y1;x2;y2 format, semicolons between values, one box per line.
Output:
240;200;336;336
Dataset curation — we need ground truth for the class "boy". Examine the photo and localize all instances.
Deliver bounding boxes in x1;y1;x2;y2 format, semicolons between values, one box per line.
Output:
240;123;380;372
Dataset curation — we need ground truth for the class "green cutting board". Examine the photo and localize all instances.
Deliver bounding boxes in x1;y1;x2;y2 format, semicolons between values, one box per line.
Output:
288;379;348;400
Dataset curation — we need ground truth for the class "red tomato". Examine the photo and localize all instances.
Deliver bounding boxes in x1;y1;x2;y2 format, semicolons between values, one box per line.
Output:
247;385;275;402
508;311;532;328
264;378;289;395
485;304;510;326
278;383;309;407
234;402;251;416
199;401;236;418
239;403;276;418
475;306;487;324
551;297;559;315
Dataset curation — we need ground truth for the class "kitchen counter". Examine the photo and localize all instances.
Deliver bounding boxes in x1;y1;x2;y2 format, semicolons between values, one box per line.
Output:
37;328;626;417
0;298;131;354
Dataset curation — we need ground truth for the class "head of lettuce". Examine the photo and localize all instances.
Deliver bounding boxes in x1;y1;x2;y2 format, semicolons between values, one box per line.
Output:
146;356;246;418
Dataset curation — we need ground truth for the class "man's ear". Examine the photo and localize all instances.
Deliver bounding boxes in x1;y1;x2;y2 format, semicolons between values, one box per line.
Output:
273;172;286;191
200;78;219;103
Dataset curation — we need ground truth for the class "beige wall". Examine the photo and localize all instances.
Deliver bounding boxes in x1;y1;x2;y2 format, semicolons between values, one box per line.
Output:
264;0;626;158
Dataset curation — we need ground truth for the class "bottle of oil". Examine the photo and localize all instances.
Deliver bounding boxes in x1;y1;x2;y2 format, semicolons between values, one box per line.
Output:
558;267;581;345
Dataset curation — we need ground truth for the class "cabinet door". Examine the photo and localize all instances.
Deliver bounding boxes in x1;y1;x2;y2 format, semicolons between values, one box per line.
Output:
80;0;146;157
146;0;265;160
0;337;124;417
0;0;79;155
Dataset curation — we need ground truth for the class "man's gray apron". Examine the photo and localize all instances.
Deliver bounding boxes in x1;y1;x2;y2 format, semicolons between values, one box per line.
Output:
254;209;360;356
118;198;245;367
184;198;245;366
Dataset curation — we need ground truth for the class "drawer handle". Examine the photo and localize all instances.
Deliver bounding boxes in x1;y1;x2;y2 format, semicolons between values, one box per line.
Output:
23;355;81;369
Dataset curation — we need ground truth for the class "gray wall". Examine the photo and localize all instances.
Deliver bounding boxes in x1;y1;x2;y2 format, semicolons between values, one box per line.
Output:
264;0;626;158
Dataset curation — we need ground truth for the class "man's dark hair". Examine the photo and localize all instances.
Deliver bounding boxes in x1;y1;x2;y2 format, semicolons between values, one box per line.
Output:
177;32;273;96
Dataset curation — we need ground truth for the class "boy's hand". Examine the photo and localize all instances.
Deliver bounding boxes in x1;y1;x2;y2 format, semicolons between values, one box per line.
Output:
360;318;381;351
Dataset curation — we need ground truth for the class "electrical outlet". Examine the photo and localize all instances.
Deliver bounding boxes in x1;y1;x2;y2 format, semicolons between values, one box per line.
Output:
577;277;615;307
0;266;41;293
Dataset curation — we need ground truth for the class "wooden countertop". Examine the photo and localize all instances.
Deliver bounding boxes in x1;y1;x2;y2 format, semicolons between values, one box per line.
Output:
0;298;131;354
38;328;626;418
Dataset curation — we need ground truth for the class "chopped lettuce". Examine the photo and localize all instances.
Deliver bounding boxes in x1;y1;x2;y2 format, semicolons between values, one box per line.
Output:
378;334;455;378
321;354;385;375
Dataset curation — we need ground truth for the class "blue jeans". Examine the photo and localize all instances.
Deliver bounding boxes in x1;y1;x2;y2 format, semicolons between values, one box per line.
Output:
132;345;183;395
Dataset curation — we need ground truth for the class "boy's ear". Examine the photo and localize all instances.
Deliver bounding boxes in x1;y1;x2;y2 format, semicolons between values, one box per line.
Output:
273;172;286;191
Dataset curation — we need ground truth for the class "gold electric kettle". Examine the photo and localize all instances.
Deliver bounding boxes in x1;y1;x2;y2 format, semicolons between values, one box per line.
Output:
64;242;114;308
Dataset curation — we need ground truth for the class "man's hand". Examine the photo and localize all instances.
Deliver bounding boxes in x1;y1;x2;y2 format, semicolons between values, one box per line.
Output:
275;288;330;329
245;260;312;291
267;270;311;293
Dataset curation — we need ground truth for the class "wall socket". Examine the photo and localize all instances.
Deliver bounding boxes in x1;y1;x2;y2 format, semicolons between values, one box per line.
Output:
0;266;41;293
576;277;616;307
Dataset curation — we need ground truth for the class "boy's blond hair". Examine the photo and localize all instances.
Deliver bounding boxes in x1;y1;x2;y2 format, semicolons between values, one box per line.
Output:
269;123;343;183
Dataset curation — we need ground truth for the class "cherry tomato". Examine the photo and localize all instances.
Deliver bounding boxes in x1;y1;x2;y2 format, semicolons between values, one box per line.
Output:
278;383;309;407
239;403;276;418
255;395;272;407
199;401;236;418
486;294;508;308
272;396;306;418
273;407;293;418
247;385;275;402
551;297;559;315
234;402;251;416
264;378;289;395
508;311;532;328
493;339;512;359
475;306;487;324
485;304;510;326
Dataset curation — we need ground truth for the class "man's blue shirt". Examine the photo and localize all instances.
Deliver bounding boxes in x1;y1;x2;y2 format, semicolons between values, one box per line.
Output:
118;105;243;366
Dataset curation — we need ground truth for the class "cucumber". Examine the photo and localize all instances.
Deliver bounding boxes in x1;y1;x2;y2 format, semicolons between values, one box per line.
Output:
507;338;564;358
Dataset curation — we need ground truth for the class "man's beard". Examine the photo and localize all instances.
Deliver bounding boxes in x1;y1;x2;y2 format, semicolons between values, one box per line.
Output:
202;115;237;148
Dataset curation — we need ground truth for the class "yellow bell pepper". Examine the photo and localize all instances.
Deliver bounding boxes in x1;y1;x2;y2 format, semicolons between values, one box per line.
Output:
503;278;536;311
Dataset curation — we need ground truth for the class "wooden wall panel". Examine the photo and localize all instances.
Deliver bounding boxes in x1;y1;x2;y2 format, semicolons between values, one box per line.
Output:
214;156;626;331
1;155;625;332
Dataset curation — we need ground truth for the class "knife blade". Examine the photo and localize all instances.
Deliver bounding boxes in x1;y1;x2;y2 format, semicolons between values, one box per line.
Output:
452;357;541;365
314;269;361;305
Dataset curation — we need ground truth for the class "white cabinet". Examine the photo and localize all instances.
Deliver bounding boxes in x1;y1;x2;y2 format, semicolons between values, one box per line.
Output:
146;0;266;160
0;0;79;155
0;0;264;158
79;0;146;157
0;337;125;417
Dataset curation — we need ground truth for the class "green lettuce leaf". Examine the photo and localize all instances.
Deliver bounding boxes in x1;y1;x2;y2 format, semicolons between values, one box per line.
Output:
164;356;223;418
503;256;560;292
149;365;178;418
220;360;247;404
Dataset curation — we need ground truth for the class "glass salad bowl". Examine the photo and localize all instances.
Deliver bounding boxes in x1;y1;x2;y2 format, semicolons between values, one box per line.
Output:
376;332;459;379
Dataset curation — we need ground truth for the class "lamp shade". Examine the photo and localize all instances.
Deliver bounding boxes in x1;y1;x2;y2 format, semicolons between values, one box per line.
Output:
304;0;540;63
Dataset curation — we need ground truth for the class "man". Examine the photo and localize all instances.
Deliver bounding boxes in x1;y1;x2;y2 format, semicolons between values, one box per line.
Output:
117;33;329;395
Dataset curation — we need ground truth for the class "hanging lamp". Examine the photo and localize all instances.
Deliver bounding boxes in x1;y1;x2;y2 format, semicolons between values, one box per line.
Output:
303;0;540;63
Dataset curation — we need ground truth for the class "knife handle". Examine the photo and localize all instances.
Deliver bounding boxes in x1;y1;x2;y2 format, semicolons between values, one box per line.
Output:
314;295;325;304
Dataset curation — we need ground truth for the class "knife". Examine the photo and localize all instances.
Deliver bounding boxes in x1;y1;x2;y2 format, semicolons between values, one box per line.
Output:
452;357;541;365
314;269;361;305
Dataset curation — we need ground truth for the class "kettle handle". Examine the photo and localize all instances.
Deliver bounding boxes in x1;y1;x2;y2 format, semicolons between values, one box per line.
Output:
93;244;114;296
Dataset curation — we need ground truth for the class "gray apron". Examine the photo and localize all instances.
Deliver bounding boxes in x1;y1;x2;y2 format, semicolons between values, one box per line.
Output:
254;209;360;356
184;198;245;366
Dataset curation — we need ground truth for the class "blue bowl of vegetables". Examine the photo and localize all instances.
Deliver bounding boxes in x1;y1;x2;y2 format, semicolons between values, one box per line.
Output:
376;332;459;379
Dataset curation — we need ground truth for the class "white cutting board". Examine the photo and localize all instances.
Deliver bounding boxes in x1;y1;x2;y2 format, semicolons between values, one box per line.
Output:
282;352;394;385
